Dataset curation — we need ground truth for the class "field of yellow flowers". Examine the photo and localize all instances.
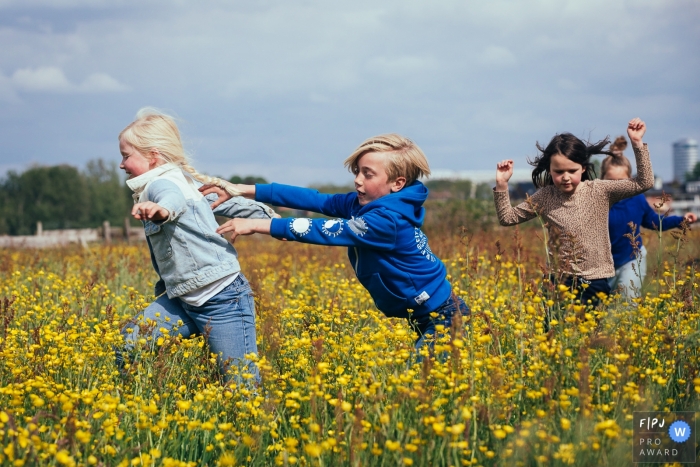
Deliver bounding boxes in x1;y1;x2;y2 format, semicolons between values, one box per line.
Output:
0;221;698;467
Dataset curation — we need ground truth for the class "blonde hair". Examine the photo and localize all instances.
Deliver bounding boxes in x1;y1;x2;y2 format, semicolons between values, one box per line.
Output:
344;134;430;185
601;135;632;179
609;135;628;154
119;108;241;196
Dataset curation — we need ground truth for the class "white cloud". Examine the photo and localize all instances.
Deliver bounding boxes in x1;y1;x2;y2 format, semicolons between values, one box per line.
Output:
0;0;131;7
557;79;580;91
479;46;517;68
0;0;697;183
9;66;128;93
79;72;128;92
0;71;20;102
12;66;72;92
366;56;437;76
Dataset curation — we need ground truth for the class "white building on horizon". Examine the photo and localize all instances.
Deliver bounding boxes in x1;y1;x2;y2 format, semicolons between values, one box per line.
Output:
673;138;698;182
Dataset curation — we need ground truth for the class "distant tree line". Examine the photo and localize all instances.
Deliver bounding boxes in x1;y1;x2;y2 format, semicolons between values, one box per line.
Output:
687;162;700;182
0;161;269;236
1;159;513;237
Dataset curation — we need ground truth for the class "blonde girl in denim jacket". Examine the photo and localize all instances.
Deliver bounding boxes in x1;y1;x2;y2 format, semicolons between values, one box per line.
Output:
117;108;274;384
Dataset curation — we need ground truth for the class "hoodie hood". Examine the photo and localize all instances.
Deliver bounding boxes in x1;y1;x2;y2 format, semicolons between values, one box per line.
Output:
357;180;427;226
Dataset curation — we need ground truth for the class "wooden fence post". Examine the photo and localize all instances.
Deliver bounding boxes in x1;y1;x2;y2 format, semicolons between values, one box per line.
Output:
124;217;131;243
36;221;43;236
103;221;111;244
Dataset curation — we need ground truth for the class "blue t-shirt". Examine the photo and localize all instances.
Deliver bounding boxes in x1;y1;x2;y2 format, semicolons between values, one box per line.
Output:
256;181;452;318
609;194;684;269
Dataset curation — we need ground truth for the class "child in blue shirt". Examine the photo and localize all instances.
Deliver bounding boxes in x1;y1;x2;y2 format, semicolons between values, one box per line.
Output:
602;136;697;298
201;134;469;356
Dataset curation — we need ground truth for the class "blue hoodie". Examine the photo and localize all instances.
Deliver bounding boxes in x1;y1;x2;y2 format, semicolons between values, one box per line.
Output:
256;181;453;318
609;194;685;269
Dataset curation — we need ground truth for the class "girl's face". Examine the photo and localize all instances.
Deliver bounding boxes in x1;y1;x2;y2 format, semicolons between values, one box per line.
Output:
550;153;584;194
119;138;158;179
602;165;630;181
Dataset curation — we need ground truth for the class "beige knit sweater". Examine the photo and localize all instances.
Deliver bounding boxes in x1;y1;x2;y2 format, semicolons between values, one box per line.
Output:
493;144;653;279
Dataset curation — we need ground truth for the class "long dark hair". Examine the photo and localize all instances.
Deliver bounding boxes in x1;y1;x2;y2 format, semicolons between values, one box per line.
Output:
529;133;613;188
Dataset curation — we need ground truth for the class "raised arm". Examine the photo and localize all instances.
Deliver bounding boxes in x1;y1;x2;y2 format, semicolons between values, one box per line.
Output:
493;159;539;226
605;118;654;204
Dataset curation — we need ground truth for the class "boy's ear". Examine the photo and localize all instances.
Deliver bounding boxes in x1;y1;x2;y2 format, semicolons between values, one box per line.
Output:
390;176;407;193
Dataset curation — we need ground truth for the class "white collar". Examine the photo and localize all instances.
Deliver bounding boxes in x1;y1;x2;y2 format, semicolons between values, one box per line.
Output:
126;163;179;195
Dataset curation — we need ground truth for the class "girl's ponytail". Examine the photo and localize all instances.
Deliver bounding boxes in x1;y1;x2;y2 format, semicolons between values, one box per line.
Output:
180;164;244;197
600;136;632;179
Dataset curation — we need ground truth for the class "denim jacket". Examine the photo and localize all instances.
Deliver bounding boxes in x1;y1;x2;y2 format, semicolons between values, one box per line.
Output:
127;164;274;297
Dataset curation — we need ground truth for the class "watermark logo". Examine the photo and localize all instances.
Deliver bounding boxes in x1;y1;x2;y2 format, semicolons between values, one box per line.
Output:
634;412;696;464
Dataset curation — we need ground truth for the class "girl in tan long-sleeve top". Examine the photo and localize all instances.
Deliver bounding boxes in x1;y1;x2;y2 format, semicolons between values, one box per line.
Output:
493;118;653;307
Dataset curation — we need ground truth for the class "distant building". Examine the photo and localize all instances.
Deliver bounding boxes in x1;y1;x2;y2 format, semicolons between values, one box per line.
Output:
673;138;698;182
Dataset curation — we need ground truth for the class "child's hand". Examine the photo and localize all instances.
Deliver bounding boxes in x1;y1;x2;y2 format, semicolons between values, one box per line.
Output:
199;184;232;209
495;160;514;191
132;202;169;221
627;118;646;148
684;212;698;224
199;183;256;209
216;218;272;243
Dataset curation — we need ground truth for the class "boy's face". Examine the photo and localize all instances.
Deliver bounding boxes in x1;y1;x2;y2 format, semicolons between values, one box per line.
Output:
354;151;406;205
550;153;584;195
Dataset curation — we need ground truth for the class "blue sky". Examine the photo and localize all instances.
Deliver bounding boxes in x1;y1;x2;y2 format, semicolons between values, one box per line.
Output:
0;0;698;185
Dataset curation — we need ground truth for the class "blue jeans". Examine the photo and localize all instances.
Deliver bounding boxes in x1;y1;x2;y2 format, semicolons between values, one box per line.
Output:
118;274;259;384
409;295;470;360
608;246;647;299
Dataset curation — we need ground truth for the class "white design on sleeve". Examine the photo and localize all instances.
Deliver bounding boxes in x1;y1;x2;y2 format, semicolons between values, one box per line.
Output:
414;228;436;262
322;219;344;237
290;218;312;236
347;217;368;237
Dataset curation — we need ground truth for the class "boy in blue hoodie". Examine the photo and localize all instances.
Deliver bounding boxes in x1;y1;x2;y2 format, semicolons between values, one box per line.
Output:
201;134;469;354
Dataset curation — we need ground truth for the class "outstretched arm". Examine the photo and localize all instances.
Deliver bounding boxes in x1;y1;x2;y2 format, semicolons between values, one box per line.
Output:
641;199;697;231
133;179;188;223
216;218;272;242
255;184;354;218
219;212;398;249
199;183;255;209
201;182;354;218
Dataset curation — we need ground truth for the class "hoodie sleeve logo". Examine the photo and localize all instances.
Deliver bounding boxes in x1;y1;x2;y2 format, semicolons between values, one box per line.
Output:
347;217;368;237
290;218;312;236
414;228;436;262
322;219;343;237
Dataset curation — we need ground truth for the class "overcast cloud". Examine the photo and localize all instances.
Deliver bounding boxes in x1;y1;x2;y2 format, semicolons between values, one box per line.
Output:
0;0;698;184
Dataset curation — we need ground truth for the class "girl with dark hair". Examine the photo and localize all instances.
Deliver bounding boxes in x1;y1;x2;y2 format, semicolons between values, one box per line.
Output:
602;136;697;298
493;118;654;307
